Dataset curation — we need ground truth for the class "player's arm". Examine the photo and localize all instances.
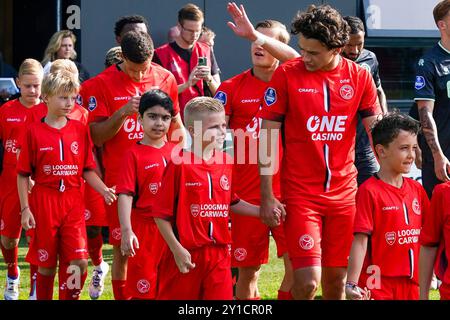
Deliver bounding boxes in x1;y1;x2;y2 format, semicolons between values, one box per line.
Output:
154;217;196;274
419;245;438;300
118;194;139;257
362;114;379;151
258;119;285;227
346;233;370;300
226;2;299;63
167;113;186;146
376;85;388;114
89;95;141;146
83;170;117;205
17;174;35;230
417;100;450;182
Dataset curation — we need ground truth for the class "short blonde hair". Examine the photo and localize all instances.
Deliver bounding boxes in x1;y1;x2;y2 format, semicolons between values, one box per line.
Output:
18;58;44;78
41;70;80;98
42;30;77;66
49;59;78;75
184;97;224;127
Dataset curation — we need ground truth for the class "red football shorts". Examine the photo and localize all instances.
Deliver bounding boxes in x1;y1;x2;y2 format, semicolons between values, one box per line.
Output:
231;211;287;267
284;198;355;270
125;213;166;299
83;182;107;227
26;186;88;268
157;245;233;300
439;282;450;300
368;277;419;300
0;172;22;239
106;200;121;246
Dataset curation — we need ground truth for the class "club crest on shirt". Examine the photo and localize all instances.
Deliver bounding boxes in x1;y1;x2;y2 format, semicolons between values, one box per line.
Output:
71;141;79;155
88;96;97;111
220;175;230;191
149;183;159;195
412;198;421;215
415;76;425;90
339;85;354;100
385;231;396;246
234;248;247;262
84;209;91;221
190;204;200;217
43;165;52;175
214;91;227;105
264;87;277;106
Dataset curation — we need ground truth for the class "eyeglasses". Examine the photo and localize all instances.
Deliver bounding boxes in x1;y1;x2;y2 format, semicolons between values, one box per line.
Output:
180;24;203;35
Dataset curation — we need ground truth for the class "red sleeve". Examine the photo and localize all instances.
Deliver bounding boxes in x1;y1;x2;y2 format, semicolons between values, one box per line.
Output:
83;125;96;171
167;73;180;116
358;68;382;119
151;161;181;219
115;149;137;196
80;78;110;124
17;126;35;177
420;185;445;247
258;66;288;122
353;184;374;234
215;80;234;116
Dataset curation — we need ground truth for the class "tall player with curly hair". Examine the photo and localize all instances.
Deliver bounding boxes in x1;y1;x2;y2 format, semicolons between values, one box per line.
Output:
257;5;382;299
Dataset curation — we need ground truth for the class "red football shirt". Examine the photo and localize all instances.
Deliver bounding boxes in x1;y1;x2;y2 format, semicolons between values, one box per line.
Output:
17;119;96;191
116;142;175;218
151;150;239;250
420;182;450;285
0;99;34;171
354;176;429;283
27;102;89;126
259;57;381;203
215;69;281;202
79;63;179;185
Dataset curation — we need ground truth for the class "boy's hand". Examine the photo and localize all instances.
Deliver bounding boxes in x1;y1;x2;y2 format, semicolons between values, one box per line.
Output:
121;230;139;257
21;207;36;230
345;282;371;300
103;186;117;205
260;197;286;227
173;246;196;274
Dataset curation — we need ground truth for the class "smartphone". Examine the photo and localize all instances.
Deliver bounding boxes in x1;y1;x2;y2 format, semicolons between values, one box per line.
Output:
198;57;207;66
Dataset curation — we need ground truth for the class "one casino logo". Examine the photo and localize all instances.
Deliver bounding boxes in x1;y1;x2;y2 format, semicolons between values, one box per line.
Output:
190;204;200;217
385;231;396;246
38;249;49;262
71;141;79;155
111;228;121;240
299;234;314;251
43;165;52;175
234;248;247;262
149;183;159;195
88;96;97;111
220;175;230;191
340;85;354;100
84;209;91;221
137;279;150;294
412;198;421;215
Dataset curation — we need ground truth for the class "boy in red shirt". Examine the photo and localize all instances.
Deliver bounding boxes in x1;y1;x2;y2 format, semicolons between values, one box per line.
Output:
17;70;116;300
117;89;176;299
420;182;450;300
0;58;43;300
153;97;275;300
346;112;429;300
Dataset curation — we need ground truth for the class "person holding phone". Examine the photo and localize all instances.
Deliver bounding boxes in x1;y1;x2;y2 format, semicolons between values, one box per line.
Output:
153;3;221;118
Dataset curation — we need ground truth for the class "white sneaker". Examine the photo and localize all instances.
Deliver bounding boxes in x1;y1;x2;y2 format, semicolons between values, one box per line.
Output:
4;267;20;300
430;274;438;290
88;261;109;299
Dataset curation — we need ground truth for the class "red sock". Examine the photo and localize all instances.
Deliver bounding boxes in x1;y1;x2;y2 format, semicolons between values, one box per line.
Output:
88;233;104;267
65;271;87;300
277;290;293;300
29;264;38;296
1;245;19;278
112;280;128;300
36;272;55;300
58;260;70;300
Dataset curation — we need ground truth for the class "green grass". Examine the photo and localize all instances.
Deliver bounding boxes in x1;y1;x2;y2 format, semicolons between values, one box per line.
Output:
0;236;441;300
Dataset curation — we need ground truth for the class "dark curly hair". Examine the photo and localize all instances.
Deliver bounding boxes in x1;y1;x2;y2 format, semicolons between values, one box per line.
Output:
291;5;350;49
371;111;420;149
120;31;154;64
